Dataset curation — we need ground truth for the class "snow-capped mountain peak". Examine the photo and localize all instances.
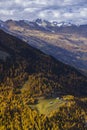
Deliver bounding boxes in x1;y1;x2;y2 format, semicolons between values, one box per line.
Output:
34;19;74;27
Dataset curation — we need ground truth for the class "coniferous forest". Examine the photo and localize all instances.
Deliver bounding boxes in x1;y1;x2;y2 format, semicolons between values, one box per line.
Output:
0;30;87;130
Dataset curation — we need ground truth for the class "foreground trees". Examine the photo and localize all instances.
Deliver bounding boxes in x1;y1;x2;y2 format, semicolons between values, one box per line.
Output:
0;87;87;130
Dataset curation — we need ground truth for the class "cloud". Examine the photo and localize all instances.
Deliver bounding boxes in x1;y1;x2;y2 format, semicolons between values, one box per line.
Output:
0;0;87;24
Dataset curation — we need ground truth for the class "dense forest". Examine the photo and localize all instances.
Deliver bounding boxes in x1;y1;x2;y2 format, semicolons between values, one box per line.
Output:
0;30;87;130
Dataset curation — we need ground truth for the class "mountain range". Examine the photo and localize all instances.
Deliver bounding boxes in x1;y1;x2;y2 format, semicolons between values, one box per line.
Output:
1;19;87;34
0;19;87;75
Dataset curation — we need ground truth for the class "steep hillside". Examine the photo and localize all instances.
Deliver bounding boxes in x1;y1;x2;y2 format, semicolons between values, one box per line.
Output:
0;29;87;97
0;29;87;130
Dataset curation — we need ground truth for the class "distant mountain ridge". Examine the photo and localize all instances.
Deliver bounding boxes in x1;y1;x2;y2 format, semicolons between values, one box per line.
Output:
0;19;87;34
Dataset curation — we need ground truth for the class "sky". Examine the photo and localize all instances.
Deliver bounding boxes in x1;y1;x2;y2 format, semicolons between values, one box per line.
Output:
0;0;87;24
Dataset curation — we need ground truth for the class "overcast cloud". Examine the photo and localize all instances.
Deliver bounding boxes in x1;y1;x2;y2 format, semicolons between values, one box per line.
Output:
0;0;87;24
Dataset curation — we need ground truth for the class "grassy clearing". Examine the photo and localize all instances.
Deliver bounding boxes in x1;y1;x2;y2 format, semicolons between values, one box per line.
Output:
30;97;66;115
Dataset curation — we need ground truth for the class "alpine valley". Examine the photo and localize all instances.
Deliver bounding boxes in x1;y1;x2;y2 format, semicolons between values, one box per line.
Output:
0;19;87;130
